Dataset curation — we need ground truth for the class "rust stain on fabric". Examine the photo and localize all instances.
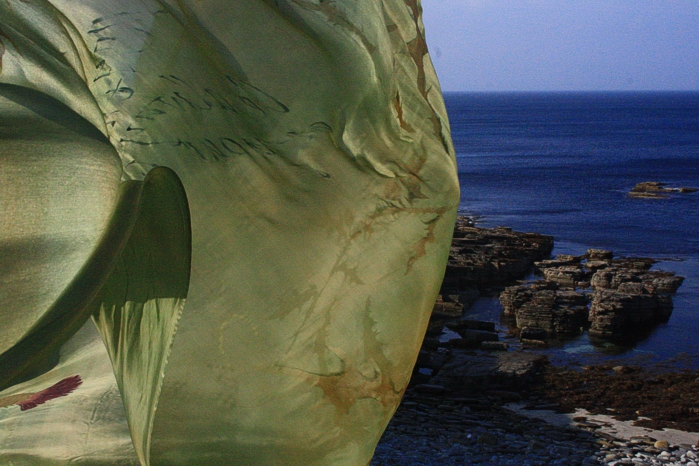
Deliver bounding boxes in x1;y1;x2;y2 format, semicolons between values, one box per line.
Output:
315;365;402;417
393;92;414;133
403;0;450;154
406;211;444;272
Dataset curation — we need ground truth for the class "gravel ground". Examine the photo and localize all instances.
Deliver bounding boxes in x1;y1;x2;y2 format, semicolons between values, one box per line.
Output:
371;388;699;466
372;390;599;466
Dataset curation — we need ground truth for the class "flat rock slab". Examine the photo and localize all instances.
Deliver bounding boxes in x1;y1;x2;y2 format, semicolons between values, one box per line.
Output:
628;181;699;199
443;218;554;290
433;350;547;391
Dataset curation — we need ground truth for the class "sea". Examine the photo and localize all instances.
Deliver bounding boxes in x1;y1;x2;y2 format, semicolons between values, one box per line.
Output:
444;91;699;370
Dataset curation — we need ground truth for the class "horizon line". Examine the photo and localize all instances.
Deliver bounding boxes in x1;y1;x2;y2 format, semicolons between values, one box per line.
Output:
442;89;699;94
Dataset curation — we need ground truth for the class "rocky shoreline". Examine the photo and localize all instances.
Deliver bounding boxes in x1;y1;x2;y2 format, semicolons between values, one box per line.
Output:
373;217;696;465
627;182;698;199
502;249;683;344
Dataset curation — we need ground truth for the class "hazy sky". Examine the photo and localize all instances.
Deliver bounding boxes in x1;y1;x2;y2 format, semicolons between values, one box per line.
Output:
422;0;699;92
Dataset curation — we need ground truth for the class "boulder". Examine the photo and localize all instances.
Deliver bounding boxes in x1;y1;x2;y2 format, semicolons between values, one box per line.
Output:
640;273;685;293
431;295;465;318
432;351;547;391
628;182;671;199
584;260;610;272
588;286;674;337
557;254;582;263
543;266;590;288
446;218;554;290
516;291;589;336
520;339;548;348
500;285;535;316
631;181;668;192
534;255;582;273
530;280;560;290
587;249;614;261
445;286;481;308
460;329;499;343
514;290;557;330
500;283;589;337
590;269;641;290
591;267;684;293
446;319;496;333
613;257;656;270
481;341;509;351
628;182;699;198
519;327;548;341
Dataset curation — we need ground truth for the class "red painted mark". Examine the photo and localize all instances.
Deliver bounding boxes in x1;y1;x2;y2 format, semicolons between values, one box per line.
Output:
18;375;83;411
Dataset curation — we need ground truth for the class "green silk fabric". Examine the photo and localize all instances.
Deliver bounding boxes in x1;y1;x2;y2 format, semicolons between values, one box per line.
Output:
0;1;459;464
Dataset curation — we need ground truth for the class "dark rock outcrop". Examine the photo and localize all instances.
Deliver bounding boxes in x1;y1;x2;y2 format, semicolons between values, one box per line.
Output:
628;181;699;199
588;284;674;337
587;249;614;261
542;266;590;288
587;258;683;337
500;283;589;337
534;254;582;273
502;248;684;341
418;219;686;405
431;295;465;318
590;266;684;294
430;216;554;322
444;219;554;293
445;319;496;333
432;351;547;391
443;324;501;350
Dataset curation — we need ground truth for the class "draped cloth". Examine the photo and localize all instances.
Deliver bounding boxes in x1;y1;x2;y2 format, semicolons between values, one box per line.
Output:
0;1;459;464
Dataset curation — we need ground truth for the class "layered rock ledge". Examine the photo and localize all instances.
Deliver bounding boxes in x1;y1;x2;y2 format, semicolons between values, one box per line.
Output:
628;181;699;199
500;249;684;344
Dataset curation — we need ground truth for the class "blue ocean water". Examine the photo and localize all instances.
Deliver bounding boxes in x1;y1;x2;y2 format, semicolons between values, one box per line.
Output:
446;92;699;368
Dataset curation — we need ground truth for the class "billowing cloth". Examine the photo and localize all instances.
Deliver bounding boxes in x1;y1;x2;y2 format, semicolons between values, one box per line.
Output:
0;1;459;464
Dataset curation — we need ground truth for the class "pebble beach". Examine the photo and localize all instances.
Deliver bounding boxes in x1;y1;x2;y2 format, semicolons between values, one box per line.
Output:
373;393;699;466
